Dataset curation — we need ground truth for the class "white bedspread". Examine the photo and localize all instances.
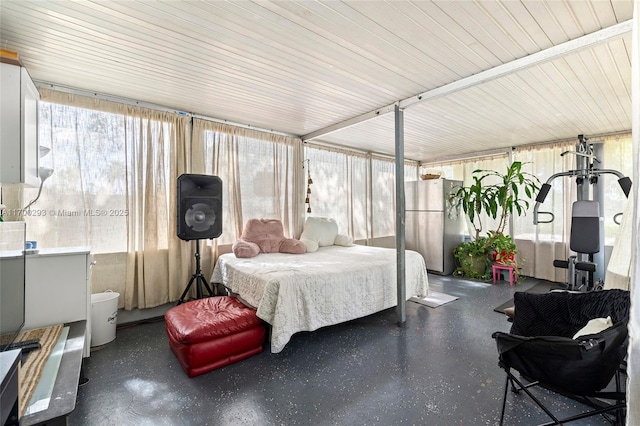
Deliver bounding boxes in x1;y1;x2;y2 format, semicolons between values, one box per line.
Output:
211;245;428;353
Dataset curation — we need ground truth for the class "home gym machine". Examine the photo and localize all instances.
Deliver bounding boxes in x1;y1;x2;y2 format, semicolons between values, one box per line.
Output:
533;135;631;291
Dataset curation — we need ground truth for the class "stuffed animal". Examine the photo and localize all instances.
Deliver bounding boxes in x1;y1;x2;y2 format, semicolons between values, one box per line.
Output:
299;217;353;253
232;218;306;258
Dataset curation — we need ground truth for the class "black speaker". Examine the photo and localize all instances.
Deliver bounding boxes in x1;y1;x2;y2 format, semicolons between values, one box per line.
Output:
177;174;222;240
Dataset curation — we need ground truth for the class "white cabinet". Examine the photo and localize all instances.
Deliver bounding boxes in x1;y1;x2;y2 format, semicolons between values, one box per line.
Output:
25;247;92;357
0;61;40;187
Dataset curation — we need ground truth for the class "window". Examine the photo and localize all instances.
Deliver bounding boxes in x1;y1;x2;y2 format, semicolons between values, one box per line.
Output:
26;102;129;254
303;147;368;240
513;143;575;243
305;146;419;241
371;157;419;238
198;121;302;244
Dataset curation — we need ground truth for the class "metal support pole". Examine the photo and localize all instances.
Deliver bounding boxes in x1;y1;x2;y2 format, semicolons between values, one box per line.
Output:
576;138;589;202
394;104;406;325
592;142;606;284
508;149;515;237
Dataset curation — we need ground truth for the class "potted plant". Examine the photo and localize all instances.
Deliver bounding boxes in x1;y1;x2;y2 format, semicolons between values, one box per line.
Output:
448;161;540;279
486;231;518;267
452;237;491;279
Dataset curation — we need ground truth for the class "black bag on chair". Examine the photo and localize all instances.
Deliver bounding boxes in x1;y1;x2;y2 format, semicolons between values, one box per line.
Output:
492;289;630;425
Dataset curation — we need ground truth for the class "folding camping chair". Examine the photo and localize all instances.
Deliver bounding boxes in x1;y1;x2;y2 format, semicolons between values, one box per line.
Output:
492;289;630;425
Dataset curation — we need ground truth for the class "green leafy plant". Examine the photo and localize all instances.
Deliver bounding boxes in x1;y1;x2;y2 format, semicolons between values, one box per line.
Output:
447;174;489;240
479;161;541;235
448;161;540;240
452;237;491;279
448;162;540;279
486;231;518;267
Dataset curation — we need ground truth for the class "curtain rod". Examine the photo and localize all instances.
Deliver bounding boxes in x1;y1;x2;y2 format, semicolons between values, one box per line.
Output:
305;139;420;164
421;129;632;166
422;148;511;165
34;81;298;138
34;80;421;161
512;130;632;151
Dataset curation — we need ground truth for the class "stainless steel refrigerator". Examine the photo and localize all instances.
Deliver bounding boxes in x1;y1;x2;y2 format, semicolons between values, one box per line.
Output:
405;179;465;275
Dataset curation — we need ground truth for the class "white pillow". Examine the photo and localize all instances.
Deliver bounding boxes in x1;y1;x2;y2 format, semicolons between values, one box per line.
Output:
300;238;319;253
572;316;613;339
334;234;353;247
300;217;339;251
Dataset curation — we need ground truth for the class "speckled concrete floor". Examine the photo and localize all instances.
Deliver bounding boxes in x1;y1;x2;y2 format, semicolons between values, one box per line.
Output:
69;275;619;425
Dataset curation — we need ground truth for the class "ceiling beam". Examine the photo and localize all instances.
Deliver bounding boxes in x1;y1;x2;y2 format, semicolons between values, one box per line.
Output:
301;19;632;142
301;103;397;142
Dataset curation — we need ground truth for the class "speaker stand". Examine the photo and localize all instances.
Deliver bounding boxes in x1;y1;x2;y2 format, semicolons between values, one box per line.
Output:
177;240;215;305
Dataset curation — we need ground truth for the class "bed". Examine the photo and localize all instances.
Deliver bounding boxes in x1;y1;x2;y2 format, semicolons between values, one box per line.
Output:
211;244;429;353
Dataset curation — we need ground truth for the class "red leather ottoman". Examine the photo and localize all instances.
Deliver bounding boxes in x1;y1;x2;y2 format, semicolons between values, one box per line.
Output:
165;296;265;378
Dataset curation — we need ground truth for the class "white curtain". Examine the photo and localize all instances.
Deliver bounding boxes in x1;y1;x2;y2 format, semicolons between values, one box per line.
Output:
371;155;418;240
191;119;304;280
122;111;191;310
304;144;419;244
303;146;369;240
22;89;192;310
600;133;635;246
513;142;576;281
605;192;634;290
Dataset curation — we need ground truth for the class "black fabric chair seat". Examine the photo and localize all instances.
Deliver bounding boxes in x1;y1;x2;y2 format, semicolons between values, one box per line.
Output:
509;289;630;338
494;320;627;396
493;289;630;425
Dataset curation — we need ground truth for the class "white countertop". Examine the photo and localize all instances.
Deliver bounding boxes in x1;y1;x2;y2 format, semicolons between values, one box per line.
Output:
28;246;91;257
0;246;90;259
0;250;23;259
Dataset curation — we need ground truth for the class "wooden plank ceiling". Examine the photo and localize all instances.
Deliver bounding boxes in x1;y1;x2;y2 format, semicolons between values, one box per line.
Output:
0;0;634;162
